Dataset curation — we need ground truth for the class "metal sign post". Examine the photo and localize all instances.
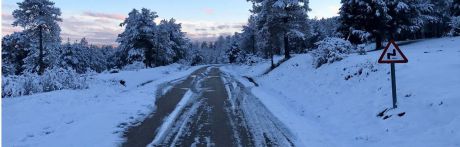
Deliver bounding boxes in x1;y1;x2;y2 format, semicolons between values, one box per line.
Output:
378;40;408;109
390;63;397;108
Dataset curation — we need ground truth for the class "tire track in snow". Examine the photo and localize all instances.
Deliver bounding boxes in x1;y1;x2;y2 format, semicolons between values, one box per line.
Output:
123;66;298;147
121;67;208;147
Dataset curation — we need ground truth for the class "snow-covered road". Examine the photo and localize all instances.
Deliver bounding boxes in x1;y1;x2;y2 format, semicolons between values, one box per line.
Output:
122;66;297;147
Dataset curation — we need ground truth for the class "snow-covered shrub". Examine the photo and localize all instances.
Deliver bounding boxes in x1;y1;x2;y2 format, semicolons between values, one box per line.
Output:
357;44;367;55
226;44;242;64
352;29;372;42
22;73;42;95
449;16;460;36
190;54;204;66
1;74;40;97
41;68;88;92
311;37;354;68
2;68;88;98
122;61;145;71
242;54;264;65
342;60;379;81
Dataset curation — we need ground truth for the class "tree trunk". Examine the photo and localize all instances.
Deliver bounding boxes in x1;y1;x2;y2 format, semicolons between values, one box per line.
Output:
284;34;290;59
283;17;291;59
375;34;382;51
271;50;275;69
391;33;397;41
252;37;256;54
38;25;45;75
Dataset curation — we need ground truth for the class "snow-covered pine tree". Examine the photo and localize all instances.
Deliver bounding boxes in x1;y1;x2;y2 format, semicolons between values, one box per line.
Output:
210;42;217;49
158;18;189;63
451;0;460;36
59;38;75;70
245;0;271;59
247;0;310;59
214;36;226;51
12;0;62;75
239;16;257;55
211;36;228;63
308;17;340;50
421;0;452;38
241;2;264;61
79;37;89;47
116;9;144;67
191;52;204;66
155;19;177;66
142;8;159;66
453;0;460;16
2;32;30;75
338;0;359;44
449;16;460;36
256;26;272;59
275;0;311;56
385;0;435;39
60;38;111;73
60;38;88;73
117;8;157;67
340;0;437;45
338;0;389;50
200;41;208;49
184;43;203;66
214;36;229;50
87;45;110;73
98;45;118;70
226;35;242;64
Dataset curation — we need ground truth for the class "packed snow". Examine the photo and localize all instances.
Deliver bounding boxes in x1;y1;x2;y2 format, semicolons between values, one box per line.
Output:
149;89;194;146
222;37;460;147
2;64;203;147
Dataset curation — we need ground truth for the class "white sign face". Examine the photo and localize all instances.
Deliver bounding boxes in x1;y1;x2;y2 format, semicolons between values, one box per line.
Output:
384;48;404;60
378;40;408;64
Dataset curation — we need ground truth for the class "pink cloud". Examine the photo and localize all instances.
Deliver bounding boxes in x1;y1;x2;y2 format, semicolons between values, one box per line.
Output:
82;12;125;20
2;13;14;20
2;26;22;36
2;10;245;44
2;13;22;37
59;14;123;45
203;8;215;15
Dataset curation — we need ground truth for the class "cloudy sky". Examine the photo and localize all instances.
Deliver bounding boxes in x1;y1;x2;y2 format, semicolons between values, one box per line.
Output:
2;0;340;45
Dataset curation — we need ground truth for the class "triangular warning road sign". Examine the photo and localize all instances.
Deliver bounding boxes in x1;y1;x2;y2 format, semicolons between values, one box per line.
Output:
378;40;408;63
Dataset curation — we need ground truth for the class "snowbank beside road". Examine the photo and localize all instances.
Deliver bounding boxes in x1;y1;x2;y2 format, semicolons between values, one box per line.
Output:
223;37;460;146
2;64;203;147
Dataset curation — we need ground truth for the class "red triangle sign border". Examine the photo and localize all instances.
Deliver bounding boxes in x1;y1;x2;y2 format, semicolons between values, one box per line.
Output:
378;39;409;64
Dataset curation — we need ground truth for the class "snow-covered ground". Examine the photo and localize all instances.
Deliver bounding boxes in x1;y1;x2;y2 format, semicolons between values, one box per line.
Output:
222;37;460;147
3;37;459;147
2;64;203;147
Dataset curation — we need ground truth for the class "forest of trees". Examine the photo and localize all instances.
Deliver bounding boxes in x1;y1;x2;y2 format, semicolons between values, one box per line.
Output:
195;0;460;67
2;0;195;77
115;8;191;68
1;0;195;97
2;0;460;97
